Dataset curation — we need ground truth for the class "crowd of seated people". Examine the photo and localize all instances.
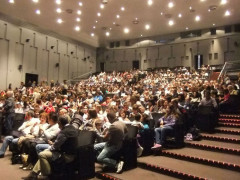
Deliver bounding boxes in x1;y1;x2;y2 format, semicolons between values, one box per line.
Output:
0;67;239;179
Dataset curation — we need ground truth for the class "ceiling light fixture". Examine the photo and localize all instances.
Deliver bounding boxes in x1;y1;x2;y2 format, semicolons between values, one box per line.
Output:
178;13;182;18
57;18;63;24
116;15;120;18
75;26;80;31
56;8;62;13
168;20;174;26
77;10;82;15
35;9;41;14
96;20;98;23
225;10;230;16
160;12;164;15
124;28;129;34
56;0;61;5
168;2;174;8
148;0;153;6
140;34;143;37
106;32;110;36
97;12;101;16
186;27;189;30
9;0;14;3
32;0;39;3
91;33;95;37
79;2;83;6
220;0;227;5
145;24;150;30
100;4;104;9
213;23;216;26
195;15;201;21
76;17;81;22
121;7;125;11
93;26;96;29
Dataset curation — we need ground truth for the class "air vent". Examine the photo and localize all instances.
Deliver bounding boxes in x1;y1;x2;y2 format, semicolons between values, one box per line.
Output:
209;5;218;11
132;20;139;24
115;24;120;27
66;9;73;14
165;14;172;18
101;0;108;4
102;27;108;30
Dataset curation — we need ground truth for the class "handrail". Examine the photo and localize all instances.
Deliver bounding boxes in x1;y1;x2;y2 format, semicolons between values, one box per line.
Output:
217;60;240;81
217;62;227;81
67;71;93;82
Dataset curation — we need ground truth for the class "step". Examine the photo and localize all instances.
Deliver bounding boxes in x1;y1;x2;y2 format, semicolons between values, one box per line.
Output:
185;140;240;155
219;122;240;128
215;127;240;135
162;148;240;171
219;118;240;123
220;114;240;118
201;133;240;144
138;156;240;180
96;167;178;180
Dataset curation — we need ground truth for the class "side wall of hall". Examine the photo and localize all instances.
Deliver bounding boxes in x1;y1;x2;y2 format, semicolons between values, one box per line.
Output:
96;28;240;72
0;20;96;90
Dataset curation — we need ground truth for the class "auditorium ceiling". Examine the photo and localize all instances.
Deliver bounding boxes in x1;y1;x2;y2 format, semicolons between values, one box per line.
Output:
0;0;240;47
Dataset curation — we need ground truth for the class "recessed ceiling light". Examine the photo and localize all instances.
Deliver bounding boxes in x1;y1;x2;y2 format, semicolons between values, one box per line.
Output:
213;23;216;26
79;2;83;6
168;2;174;8
110;28;112;30
91;33;95;37
225;10;230;16
77;10;82;15
93;26;96;29
113;22;116;25
35;9;41;14
106;32;110;36
56;0;61;5
160;12;164;15
121;7;125;11
186;27;189;30
56;8;62;13
116;15;120;18
145;24;150;30
9;0;14;3
168;20;174;26
96;20;98;23
76;17;81;22
195;15;201;21
100;4;104;9
97;12;101;16
200;0;206;2
124;28;129;34
57;18;63;24
148;0;153;6
140;34;143;37
189;6;192;10
178;13;182;18
75;26;80;31
220;0;227;5
32;0;39;3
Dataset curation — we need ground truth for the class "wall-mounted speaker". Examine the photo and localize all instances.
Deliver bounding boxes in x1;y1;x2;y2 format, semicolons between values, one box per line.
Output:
25;39;30;43
234;41;239;47
18;65;22;71
55;63;59;67
51;46;55;49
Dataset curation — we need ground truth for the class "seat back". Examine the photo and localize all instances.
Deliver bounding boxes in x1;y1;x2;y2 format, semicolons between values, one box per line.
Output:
77;130;96;147
151;112;165;128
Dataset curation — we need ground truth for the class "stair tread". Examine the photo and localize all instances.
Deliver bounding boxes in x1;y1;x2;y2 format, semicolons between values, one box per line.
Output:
185;139;240;151
164;147;240;165
101;167;178;180
201;133;240;140
215;127;240;131
138;156;240;180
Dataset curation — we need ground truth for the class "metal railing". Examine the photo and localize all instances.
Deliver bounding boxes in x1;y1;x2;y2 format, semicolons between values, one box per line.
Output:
217;60;240;81
67;71;93;83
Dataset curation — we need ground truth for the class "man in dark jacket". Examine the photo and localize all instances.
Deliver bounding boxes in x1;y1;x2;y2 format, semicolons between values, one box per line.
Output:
3;91;15;135
23;115;78;180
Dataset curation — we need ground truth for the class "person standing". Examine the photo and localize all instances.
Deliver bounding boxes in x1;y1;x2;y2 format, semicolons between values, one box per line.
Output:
3;91;15;135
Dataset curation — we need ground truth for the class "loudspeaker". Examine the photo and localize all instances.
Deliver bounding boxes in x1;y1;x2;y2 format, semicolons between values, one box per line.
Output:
55;63;59;67
71;51;74;54
51;46;54;49
25;39;30;43
18;65;22;71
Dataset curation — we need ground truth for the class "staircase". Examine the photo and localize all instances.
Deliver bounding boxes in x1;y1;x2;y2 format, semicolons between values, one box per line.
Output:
96;114;240;180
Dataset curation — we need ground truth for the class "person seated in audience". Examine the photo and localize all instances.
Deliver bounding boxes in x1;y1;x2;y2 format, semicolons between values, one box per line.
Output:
0;110;37;158
23;115;78;180
151;104;178;149
94;112;128;174
15;102;24;114
21;112;60;168
198;90;218;109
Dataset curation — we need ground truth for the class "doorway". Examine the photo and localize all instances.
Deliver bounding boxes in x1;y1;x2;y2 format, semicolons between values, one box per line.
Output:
132;60;140;70
194;54;203;70
100;62;105;72
25;73;38;87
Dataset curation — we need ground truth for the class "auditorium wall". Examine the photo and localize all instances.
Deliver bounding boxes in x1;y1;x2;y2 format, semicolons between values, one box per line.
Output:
0;19;96;90
96;28;240;72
